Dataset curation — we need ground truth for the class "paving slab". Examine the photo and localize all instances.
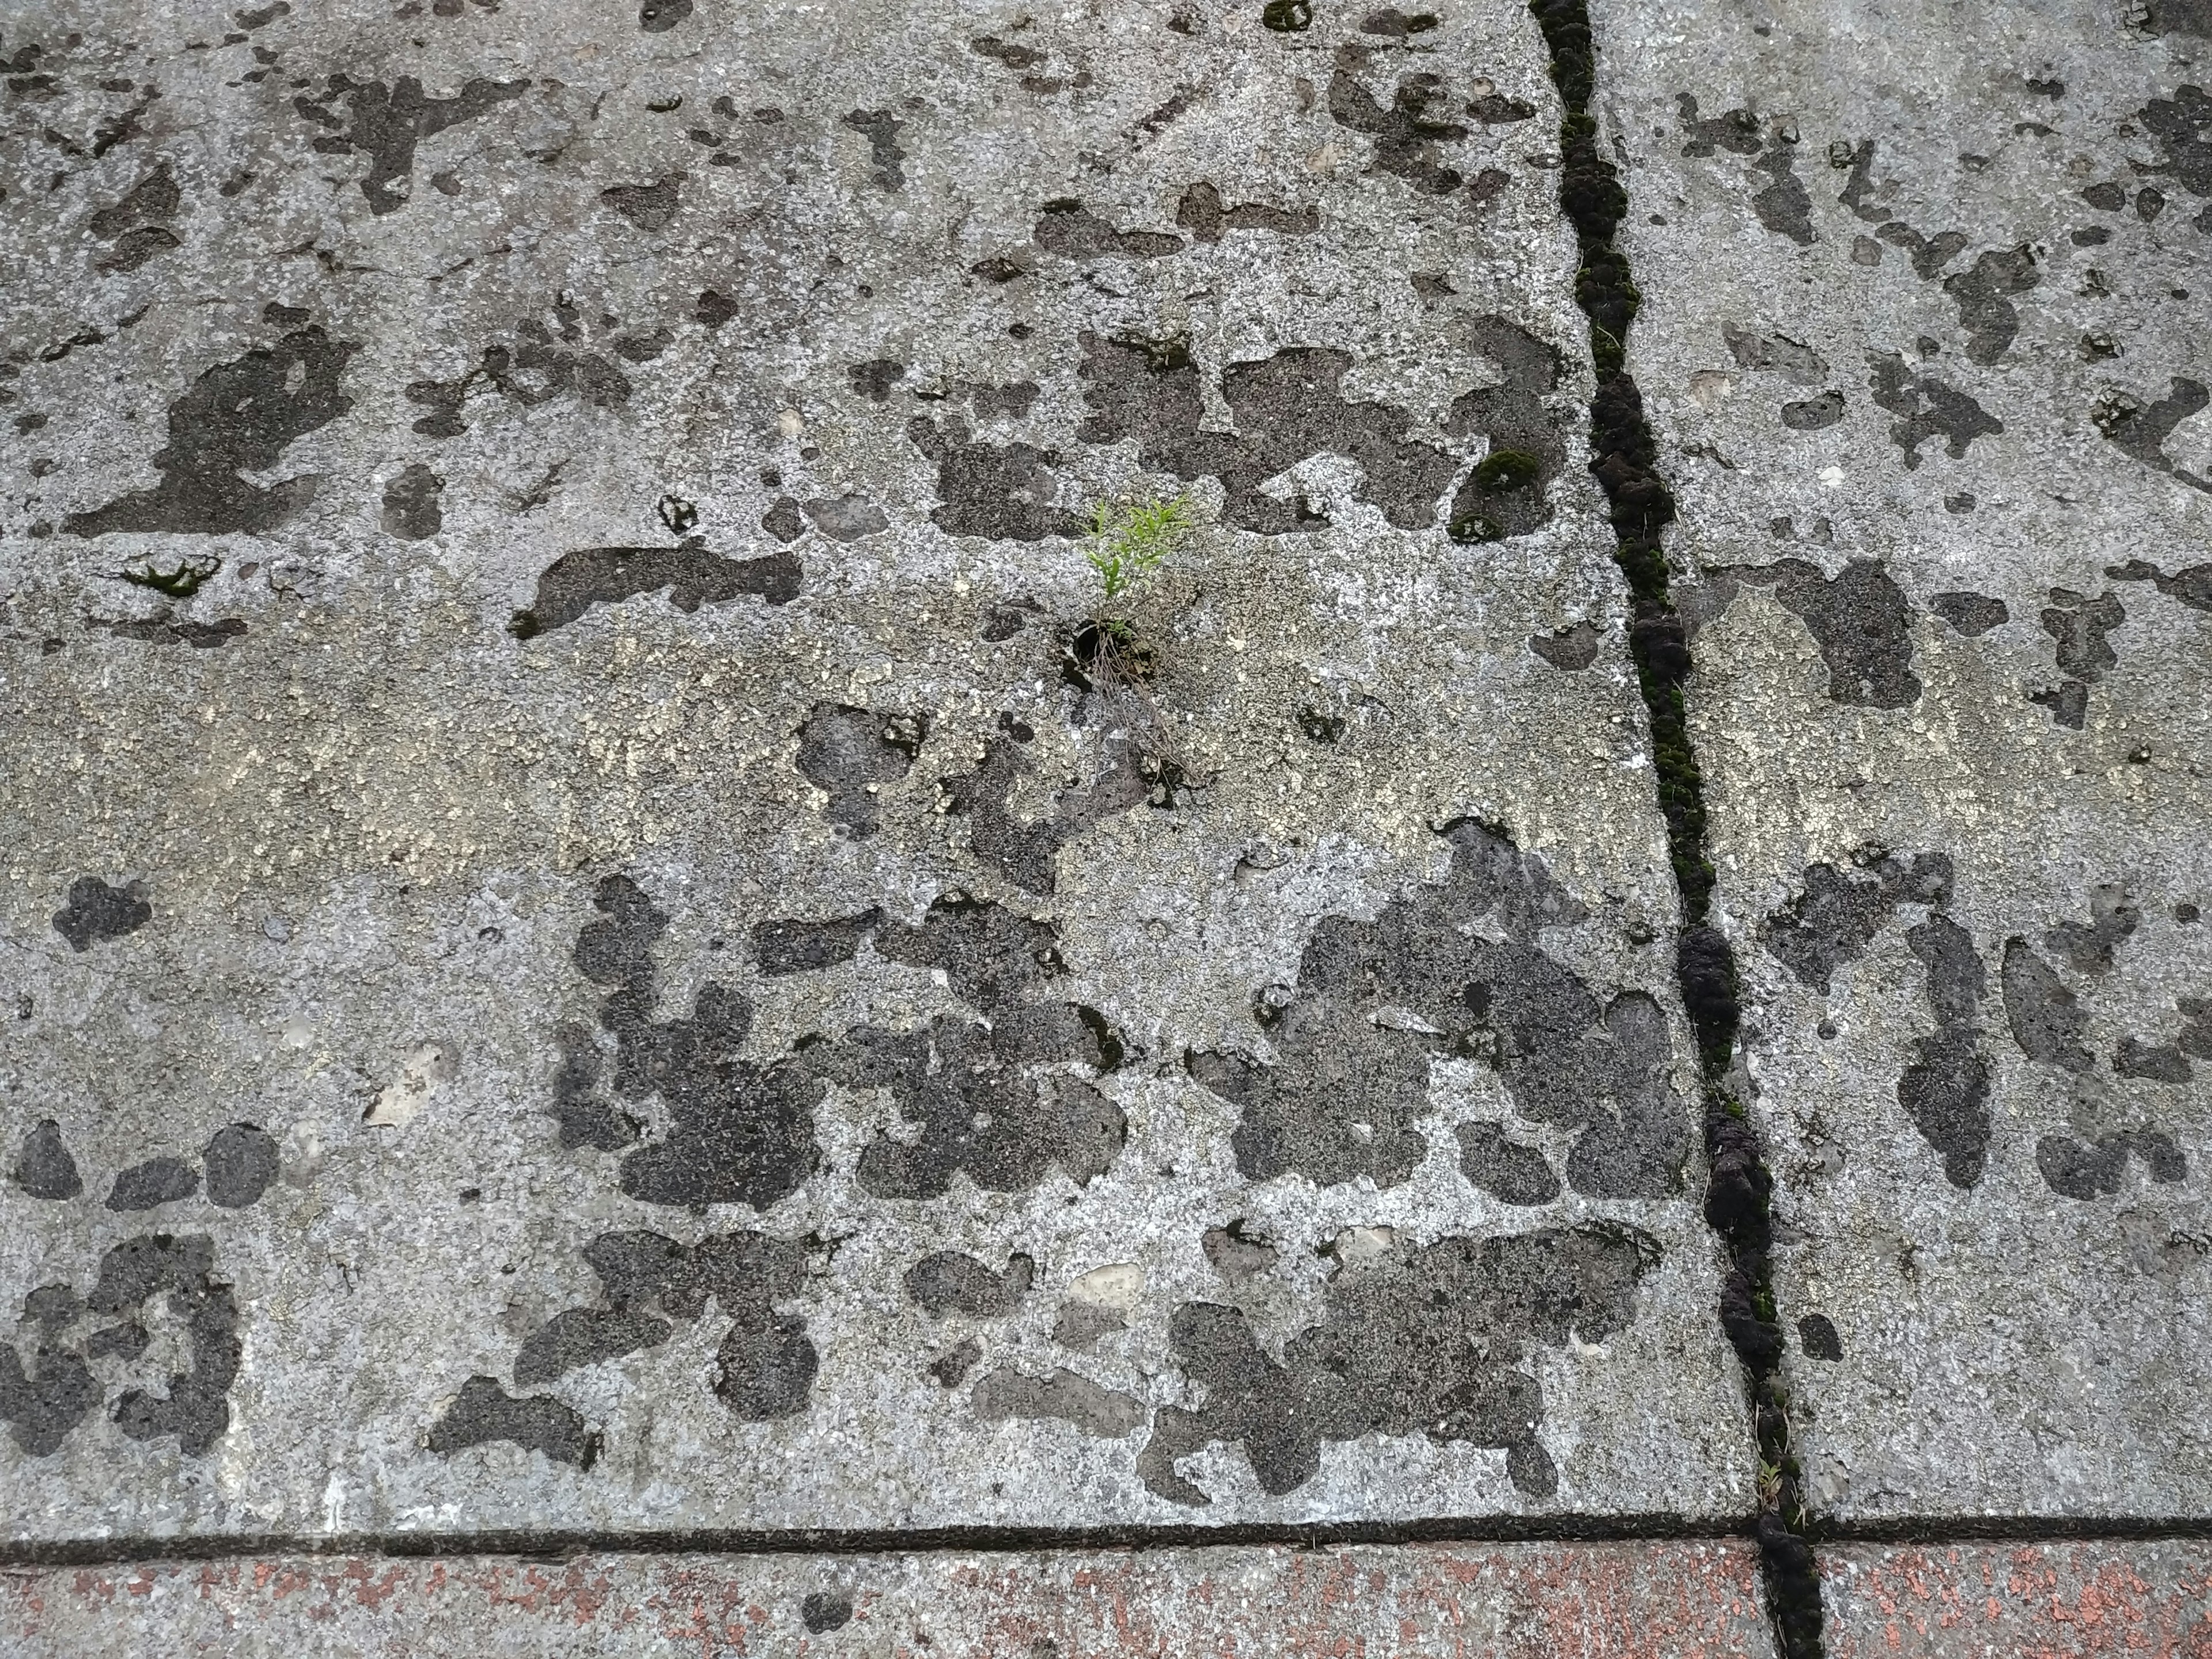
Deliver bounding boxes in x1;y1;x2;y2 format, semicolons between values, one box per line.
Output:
0;1540;1779;1657
0;0;1752;1542
1824;1540;2212;1658
1596;0;2212;1519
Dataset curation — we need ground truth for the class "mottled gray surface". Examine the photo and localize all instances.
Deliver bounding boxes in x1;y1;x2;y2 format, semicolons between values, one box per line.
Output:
1600;0;2212;1518
0;0;1750;1543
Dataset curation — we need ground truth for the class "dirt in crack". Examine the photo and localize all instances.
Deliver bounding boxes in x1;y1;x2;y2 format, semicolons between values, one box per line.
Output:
1526;1;1820;1653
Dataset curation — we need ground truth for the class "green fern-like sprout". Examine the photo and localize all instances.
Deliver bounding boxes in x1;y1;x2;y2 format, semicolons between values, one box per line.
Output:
1085;492;1198;606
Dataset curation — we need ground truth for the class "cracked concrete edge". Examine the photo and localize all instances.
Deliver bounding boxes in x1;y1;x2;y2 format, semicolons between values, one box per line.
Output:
0;1539;1777;1657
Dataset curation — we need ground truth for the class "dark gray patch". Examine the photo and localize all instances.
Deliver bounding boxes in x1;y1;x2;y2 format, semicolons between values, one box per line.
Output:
1139;1225;1656;1505
427;1376;599;1467
52;876;152;951
841;109;906;190
1078;334;1460;533
1781;391;1845;430
509;546;800;637
1723;324;1826;384
929;1338;982;1388
1033;198;1183;259
1190;821;1689;1198
1054;1302;1125;1349
203;1123;279;1208
1444;317;1566;543
802;1592;853;1635
2108;557;2212;612
512;1229;813;1418
2093;380;2212;495
2142;0;2212;35
761;495;806;543
1942;247;2039;364
2116;1036;2192;1082
1455;1120;1563;1205
794;703;926;839
1700;560;1921;707
973;1367;1145;1437
88;161;179;238
1866;352;2002;467
550;1023;638;1150
1201;1221;1277;1282
2;1238;239;1456
906;1251;1035;1317
1327;65;1470;196
1174;180;1319;242
2137;84;2212;194
95;225;180;272
2001;938;2093;1071
849;358;904;402
1529;622;1601;669
1678;94;1763;157
293;74;529;214
93;1234;239;1454
601;173;682;231
1929;592;2008;636
380;461;444;539
611;329;674;363
810;896;1127;1199
958;380;1041;419
639;0;691;28
66;327;358;537
908;416;1081;541
1797;1313;1843;1360
566;876;822;1210
1761;849;1954;992
2036;1130;2188;1199
1361;7;1442;36
13;1122;83;1200
753;909;884;975
971;35;1046;69
2030;588;2125;729
406;320;631;438
1897;915;1991;1188
1679;99;1811;241
2044;883;2139;972
802;494;890;541
942;719;1157;895
107;1156;199;1211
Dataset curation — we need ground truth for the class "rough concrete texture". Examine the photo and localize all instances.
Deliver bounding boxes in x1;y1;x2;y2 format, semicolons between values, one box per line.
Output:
1824;1541;2212;1657
1599;0;2212;1518
0;1541;1778;1657
0;0;1753;1543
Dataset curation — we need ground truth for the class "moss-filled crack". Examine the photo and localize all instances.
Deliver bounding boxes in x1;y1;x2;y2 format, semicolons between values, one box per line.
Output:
1525;2;1823;1654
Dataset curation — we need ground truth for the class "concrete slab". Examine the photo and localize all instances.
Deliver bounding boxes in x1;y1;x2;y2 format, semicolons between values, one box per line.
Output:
0;1540;1779;1657
1597;0;2212;1518
0;0;1751;1542
1824;1540;2212;1658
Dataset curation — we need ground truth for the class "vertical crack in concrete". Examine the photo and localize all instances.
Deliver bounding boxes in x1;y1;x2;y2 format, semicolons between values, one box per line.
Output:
1525;3;1823;1653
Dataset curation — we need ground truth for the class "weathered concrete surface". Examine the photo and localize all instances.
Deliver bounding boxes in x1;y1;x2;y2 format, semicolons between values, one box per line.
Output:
1824;1541;2212;1658
0;0;1750;1542
0;1540;1778;1657
1598;0;2212;1518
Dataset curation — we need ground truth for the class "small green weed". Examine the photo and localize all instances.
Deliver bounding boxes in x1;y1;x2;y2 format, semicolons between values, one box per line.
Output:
1085;491;1198;607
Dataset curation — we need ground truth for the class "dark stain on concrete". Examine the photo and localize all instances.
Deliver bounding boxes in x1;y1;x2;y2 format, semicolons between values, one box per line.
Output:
509;546;800;637
906;1251;1035;1316
794;703;926;839
428;1376;599;1467
564;876;822;1211
1866;351;2002;467
1444;316;1566;543
52;876;152;951
1328;59;1473;196
2109;557;2212;611
2001;938;2094;1073
2029;588;2124;729
1897;914;1991;1188
1695;560;1921;707
66;325;358;536
12;1122;83;1200
2093;379;2212;495
203;1123;280;1209
1943;247;2038;363
974;1366;1145;1437
841;109;906;190
1034;198;1183;259
601;172;683;230
107;1156;199;1212
1077;334;1459;533
1455;1120;1564;1204
909;416;1082;541
294;73;528;214
940;720;1149;895
380;461;444;539
1175;181;1319;241
1761;849;1954;993
1139;1224;1658;1504
1929;592;2008;636
1189;820;1691;1198
90;612;248;649
2036;1129;2187;1198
